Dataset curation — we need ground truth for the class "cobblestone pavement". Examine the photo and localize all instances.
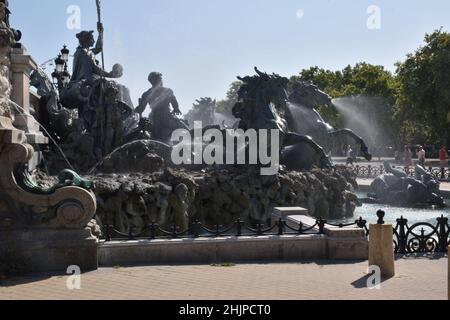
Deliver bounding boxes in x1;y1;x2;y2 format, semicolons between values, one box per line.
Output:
0;257;447;300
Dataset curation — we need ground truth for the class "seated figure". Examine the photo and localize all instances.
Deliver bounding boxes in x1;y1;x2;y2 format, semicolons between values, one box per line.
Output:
60;22;137;156
61;22;123;128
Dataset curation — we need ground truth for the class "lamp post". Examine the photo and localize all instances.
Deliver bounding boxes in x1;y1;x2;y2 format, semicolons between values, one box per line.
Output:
60;45;70;62
54;54;64;73
62;65;71;87
51;46;71;92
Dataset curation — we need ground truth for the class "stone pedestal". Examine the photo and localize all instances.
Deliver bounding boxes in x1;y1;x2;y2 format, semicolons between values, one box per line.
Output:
368;224;395;278
273;207;309;220
0;228;98;274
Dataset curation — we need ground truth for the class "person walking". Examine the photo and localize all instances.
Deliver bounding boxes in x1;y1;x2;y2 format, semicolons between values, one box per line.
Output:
346;145;354;167
417;146;426;168
404;146;413;172
439;145;448;179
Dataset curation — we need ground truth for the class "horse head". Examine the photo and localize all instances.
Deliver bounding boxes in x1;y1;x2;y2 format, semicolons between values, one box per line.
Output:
233;67;289;132
194;97;216;110
289;81;333;109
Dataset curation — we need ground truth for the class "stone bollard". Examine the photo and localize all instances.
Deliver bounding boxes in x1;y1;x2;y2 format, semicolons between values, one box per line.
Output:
368;210;395;278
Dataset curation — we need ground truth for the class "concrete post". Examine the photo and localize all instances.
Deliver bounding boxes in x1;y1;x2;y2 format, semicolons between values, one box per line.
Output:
368;210;395;278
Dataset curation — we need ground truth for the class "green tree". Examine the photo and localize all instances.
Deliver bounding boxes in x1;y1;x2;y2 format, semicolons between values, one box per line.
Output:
216;81;242;115
395;28;450;145
291;63;399;146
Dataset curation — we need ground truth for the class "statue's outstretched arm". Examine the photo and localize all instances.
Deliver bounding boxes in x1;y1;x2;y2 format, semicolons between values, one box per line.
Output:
135;99;147;115
171;95;182;115
92;64;112;78
135;91;150;115
92;22;104;55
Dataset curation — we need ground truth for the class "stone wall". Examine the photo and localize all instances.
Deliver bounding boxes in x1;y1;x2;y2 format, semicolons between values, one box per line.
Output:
91;166;358;233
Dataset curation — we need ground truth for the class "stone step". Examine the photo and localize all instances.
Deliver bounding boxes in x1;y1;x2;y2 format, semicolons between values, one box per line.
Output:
273;207;308;220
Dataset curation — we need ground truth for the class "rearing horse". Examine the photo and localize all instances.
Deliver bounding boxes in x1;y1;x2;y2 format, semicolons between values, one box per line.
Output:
232;68;333;171
287;81;372;161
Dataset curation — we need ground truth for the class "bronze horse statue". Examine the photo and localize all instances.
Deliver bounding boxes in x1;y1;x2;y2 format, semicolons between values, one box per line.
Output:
287;81;372;161
232;68;333;171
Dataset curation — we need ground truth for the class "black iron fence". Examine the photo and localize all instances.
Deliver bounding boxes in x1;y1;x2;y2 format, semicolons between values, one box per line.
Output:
102;218;330;241
352;165;450;180
101;211;450;254
392;214;449;254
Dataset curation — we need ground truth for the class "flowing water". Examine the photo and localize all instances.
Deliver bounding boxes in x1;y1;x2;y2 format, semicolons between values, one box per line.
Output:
332;95;391;149
8;99;74;171
213;112;237;128
332;193;450;226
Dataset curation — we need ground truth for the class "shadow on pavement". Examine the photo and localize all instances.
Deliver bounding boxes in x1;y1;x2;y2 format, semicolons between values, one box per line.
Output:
351;273;393;289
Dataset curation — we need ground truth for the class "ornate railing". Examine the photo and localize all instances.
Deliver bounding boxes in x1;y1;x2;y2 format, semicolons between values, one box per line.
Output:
100;212;450;254
352;165;450;180
101;218;330;241
392;214;449;254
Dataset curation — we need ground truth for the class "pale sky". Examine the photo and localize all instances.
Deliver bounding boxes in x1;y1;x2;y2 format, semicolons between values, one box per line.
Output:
10;0;450;112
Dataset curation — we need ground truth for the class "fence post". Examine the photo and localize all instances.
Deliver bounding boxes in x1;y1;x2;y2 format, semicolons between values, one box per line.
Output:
277;219;284;235
369;210;395;278
437;215;448;253
104;225;112;242
356;217;368;236
192;220;201;238
128;227;135;241
368;165;372;177
236;219;243;237
318;218;326;234
396;217;408;254
149;222;158;239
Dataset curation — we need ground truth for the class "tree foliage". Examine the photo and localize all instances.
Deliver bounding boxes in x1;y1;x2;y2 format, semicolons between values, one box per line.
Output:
184;97;216;128
291;63;398;146
395;28;450;145
215;81;242;115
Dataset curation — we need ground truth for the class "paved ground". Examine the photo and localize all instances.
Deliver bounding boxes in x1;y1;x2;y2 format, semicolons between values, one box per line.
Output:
0;257;447;300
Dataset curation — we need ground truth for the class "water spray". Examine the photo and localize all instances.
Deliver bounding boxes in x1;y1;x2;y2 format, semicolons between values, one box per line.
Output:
8;99;75;171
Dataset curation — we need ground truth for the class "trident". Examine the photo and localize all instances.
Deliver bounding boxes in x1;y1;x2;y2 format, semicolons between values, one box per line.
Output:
95;0;105;70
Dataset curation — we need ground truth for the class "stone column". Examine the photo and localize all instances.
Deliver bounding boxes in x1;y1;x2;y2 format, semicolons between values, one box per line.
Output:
368;210;395;278
0;20;24;145
9;45;47;145
8;45;47;170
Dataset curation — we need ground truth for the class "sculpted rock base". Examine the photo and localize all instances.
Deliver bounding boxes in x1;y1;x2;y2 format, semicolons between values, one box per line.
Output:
89;167;358;234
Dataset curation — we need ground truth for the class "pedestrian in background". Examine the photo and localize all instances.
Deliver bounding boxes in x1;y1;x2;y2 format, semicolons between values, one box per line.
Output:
404;146;413;172
346;145;354;167
417;146;426;167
